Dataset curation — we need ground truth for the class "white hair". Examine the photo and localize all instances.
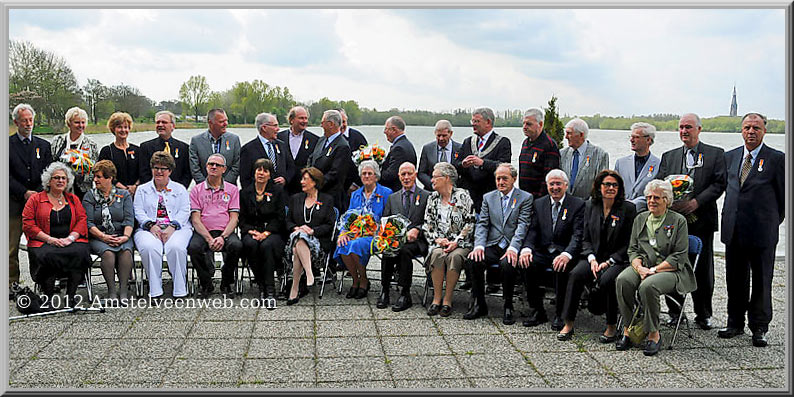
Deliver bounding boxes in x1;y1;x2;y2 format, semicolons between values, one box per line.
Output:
523;108;544;124
12;103;35;121
630;122;656;144
64;106;88;126
565;118;589;140
545;168;569;185
434;119;453;132
644;179;674;205
322;110;342;127
254;112;277;131
41;162;75;192
358;160;381;180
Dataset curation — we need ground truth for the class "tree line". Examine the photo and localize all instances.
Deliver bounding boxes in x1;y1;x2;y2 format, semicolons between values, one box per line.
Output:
8;40;784;134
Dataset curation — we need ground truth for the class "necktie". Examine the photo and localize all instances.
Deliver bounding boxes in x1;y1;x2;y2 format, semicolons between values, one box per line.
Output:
570;149;580;186
402;190;411;216
552;201;561;230
501;195;509;218
266;142;276;170
213;139;221;154
164;140;171;154
22;137;30;145
438;147;447;163
740;153;753;186
477;138;485;151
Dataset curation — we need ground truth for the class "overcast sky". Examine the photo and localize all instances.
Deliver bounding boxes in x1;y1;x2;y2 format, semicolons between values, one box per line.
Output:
8;7;788;119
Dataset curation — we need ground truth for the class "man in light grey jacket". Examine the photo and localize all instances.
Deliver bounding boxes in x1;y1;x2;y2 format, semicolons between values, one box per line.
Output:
559;118;609;199
189;108;241;185
613;122;660;212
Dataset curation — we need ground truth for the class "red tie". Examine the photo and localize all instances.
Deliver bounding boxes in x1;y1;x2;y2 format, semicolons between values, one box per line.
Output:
478;138;485;151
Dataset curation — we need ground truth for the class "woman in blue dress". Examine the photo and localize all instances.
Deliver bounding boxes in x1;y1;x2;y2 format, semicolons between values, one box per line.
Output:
334;160;392;299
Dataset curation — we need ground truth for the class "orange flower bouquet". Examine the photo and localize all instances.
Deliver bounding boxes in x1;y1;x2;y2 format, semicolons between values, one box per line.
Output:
664;174;697;223
60;148;95;177
339;209;379;239
371;214;410;257
352;143;387;166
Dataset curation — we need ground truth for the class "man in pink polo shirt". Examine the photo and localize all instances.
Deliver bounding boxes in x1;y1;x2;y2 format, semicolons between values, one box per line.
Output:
188;153;243;298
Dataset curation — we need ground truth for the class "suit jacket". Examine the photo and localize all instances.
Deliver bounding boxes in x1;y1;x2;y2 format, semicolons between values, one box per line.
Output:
522;194;585;259
239;136;296;191
560;141;609;200
379;134;418;193
580;199;637;264
382;185;431;250
139;136;192;188
10;134;52;215
474;188;534;253
656;141;726;233
278;129;320;195
721;144;784;248
613;153;661;211
343;127;368;190
308;134;352;213
452;132;512;212
628;210;696;295
285;192;337;253
188;130;242;185
417;140;462;190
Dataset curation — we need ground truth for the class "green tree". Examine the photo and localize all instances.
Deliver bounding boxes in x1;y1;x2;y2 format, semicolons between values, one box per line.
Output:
543;95;565;148
108;83;153;120
179;75;210;122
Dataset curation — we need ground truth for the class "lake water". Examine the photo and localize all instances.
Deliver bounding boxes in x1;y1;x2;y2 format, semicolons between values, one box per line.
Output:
51;125;787;256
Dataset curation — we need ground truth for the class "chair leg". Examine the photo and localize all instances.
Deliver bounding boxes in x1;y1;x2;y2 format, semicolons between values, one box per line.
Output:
85;268;94;302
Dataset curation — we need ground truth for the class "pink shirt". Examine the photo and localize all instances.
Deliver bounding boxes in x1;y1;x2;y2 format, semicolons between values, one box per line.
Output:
189;180;240;231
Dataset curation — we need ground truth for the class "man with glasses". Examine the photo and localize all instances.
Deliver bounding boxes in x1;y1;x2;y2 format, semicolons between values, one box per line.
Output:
418;120;462;191
379;116;417;193
187;153;243;298
189;108;242;185
240;113;295;190
614;122;661;211
656;112;726;331
452;107;512;213
139;111;192;188
308;109;351;213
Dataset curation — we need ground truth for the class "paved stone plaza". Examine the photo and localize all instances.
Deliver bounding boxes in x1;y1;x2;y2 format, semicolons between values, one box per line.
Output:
5;251;788;391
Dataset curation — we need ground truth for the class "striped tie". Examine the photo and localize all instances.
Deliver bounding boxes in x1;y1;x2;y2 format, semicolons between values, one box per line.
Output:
740;153;753;186
478;138;485;151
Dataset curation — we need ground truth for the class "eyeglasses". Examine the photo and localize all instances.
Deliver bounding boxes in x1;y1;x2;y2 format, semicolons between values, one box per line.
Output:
52;175;68;181
602;182;620;188
207;162;226;168
263;123;279;127
153;167;170;173
629;134;648;139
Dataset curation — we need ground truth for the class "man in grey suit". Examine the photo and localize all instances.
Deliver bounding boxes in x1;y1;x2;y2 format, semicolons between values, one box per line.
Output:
378;162;431;312
308;109;351;213
613;122;661;211
417;120;462;191
189;108;241;185
465;163;534;321
379;116;417;193
559;118;609;199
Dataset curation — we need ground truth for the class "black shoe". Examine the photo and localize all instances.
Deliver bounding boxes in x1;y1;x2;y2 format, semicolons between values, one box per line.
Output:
695;317;713;330
198;287;212;299
355;283;370;299
462;301;488;320
502;307;515;325
551;316;564;331
599;334;619;344
346;286;358;299
643;336;662;356
615;335;633;351
427;303;441;316
557;329;575;341
376;290;390;309
752;331;768;347
522;310;549;327
439;304;452;317
717;326;745;339
485;284;500;294
666;313;685;327
392;295;412;312
220;283;234;298
286;297;300;306
460;280;472;290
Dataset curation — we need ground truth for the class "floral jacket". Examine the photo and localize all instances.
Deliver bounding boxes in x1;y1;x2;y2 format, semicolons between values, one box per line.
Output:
422;187;476;250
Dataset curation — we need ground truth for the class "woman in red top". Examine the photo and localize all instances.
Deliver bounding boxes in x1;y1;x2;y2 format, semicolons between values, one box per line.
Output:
22;162;91;300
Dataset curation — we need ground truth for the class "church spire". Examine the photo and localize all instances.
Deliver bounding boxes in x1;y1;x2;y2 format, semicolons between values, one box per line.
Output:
730;84;738;117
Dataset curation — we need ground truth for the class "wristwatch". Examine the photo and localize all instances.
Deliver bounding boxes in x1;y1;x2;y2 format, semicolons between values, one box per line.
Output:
649;266;657;274
607;258;617;266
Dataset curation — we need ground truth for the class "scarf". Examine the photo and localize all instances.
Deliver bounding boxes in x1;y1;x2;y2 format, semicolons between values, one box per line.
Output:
92;186;118;235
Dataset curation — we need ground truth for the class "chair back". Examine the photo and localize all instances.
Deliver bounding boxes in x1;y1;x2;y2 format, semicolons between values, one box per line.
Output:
687;235;703;272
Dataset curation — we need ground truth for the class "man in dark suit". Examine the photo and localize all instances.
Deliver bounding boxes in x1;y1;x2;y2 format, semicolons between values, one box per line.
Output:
378;162;431;312
417;120;462;191
278;106;319;196
378;116;417;193
656;112;726;330
9;104;52;291
518;108;560;199
519;169;584;330
718;112;784;348
465;164;534;322
189;108;242;185
338;108;368;208
308;109;351;213
240;112;295;190
139;110;192;188
452;107;512;213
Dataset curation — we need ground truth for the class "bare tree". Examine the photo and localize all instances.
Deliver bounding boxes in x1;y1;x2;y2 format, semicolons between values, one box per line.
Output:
179;75;210;123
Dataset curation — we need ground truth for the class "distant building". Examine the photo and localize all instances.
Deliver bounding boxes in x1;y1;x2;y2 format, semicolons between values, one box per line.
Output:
730;85;738;117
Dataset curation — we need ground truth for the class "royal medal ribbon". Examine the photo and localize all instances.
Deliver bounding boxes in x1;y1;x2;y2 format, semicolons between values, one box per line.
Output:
532;152;537;163
36;147;40;159
585;156;590;166
305;139;309;150
647;165;654;177
226;140;230;151
174;148;179;158
758;158;764;172
561;208;567;221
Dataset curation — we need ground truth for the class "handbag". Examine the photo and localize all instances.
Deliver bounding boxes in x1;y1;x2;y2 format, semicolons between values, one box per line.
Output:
626;304;648;345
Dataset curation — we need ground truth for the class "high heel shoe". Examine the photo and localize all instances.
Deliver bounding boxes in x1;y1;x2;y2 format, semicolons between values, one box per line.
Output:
355;282;370;299
286;296;300;305
346;286;358;299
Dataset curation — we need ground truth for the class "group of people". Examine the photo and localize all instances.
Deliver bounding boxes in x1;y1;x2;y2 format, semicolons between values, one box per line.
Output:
9;103;784;357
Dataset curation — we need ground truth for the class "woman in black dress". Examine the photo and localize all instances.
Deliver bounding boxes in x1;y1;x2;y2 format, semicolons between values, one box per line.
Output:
98;112;140;196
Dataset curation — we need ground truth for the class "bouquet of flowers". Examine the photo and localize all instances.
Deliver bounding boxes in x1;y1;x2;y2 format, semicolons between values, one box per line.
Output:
371;214;411;257
338;209;379;239
352;143;387;166
664;174;697;223
59;148;94;177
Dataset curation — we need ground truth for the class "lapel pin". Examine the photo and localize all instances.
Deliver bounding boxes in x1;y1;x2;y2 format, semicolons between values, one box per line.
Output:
226;140;230;151
326;146;332;157
647;165;654;178
415;194;420;206
585;156;590;167
36;147;40;159
757;158;764;172
174;148;179;158
305;139;309;150
561;208;567;221
511;198;516;209
532;152;537;163
275;144;280;155
130;150;135;159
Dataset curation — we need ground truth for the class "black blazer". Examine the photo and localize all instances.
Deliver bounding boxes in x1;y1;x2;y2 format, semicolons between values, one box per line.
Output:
286;192;337;253
10;134;53;215
721;144;785;248
452;132;512;211
579;199;637;265
239;136;296;191
239;181;288;237
139;136;192;188
379;134;418;193
656;141;726;233
382;186;431;250
278;129;319;195
98;143;141;188
308;134;352;213
523;194;585;258
417;139;462;190
343;127;369;190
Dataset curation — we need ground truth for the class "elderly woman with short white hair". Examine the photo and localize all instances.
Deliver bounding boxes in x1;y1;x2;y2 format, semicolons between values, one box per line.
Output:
614;179;696;356
51;106;99;200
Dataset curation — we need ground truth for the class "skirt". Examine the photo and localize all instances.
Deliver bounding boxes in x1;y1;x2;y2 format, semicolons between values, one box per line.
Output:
285;231;325;268
28;242;91;284
89;237;134;255
333;236;374;269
